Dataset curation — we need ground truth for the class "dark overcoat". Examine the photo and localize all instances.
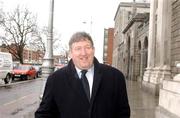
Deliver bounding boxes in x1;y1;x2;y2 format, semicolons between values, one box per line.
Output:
35;58;130;118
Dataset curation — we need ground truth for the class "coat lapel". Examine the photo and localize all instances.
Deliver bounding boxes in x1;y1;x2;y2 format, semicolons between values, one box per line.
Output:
66;60;89;103
66;58;103;104
90;58;103;105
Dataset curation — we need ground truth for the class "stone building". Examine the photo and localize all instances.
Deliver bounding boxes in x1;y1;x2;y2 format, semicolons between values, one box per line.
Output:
113;2;150;80
143;0;180;117
113;0;180;117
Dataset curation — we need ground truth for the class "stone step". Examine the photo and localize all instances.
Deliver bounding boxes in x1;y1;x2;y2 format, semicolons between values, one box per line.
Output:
159;80;180;117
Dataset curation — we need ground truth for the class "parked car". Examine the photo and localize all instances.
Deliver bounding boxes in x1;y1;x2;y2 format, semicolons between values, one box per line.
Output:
0;52;13;84
33;65;42;78
12;65;37;80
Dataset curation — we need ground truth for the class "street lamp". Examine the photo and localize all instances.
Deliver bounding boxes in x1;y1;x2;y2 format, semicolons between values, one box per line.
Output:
82;17;93;35
40;0;54;99
41;0;54;77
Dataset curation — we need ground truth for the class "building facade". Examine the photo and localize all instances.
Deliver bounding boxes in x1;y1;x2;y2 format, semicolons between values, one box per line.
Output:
113;0;180;117
113;2;150;80
103;28;114;65
144;0;180;117
0;44;44;64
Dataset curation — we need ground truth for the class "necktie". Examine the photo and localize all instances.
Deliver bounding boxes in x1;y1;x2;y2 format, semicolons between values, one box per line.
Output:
81;70;90;100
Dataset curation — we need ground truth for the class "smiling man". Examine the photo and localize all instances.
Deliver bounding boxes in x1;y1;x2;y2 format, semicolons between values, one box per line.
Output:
68;32;95;70
35;31;130;118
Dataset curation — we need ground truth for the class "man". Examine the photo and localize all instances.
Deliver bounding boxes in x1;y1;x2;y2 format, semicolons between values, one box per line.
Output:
35;32;130;118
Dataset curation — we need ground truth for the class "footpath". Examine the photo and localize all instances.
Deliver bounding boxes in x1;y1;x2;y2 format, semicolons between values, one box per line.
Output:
0;78;45;118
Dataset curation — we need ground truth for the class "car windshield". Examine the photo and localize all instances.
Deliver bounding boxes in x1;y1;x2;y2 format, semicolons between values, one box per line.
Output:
16;65;30;70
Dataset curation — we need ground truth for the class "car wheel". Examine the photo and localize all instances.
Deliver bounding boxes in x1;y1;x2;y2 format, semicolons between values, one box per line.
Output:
4;74;12;84
12;77;14;81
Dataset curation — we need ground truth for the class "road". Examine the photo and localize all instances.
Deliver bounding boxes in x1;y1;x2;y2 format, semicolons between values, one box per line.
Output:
0;78;44;118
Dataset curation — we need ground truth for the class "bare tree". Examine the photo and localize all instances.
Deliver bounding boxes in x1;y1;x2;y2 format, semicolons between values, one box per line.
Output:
30;26;62;55
30;29;46;53
0;6;37;64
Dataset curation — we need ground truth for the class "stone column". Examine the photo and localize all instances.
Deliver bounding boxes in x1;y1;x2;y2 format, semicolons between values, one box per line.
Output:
147;0;156;69
143;0;156;82
140;48;147;81
155;0;171;81
140;49;144;80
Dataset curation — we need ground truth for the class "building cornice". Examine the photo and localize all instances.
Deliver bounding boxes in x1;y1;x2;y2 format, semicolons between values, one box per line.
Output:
114;2;150;21
122;13;148;34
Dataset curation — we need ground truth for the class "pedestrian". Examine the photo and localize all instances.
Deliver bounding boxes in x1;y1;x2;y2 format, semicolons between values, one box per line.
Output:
35;31;130;118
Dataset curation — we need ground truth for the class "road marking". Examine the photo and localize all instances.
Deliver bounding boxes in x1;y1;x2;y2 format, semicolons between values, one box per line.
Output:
3;93;35;106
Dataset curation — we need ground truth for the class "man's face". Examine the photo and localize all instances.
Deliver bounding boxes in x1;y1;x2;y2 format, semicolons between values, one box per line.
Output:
69;39;95;70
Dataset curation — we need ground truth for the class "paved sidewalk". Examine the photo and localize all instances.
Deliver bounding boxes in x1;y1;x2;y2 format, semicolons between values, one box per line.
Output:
126;80;180;118
126;80;159;118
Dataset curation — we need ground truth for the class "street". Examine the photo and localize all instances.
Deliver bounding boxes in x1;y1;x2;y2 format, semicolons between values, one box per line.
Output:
0;78;44;118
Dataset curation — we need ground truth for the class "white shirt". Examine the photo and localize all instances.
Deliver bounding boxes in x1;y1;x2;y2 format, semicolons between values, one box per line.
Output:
75;66;94;97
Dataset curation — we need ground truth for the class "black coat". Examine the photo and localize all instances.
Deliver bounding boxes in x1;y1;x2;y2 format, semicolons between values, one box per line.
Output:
35;58;130;118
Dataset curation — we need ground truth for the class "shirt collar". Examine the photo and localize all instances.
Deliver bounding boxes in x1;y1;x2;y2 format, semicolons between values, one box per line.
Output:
75;65;94;78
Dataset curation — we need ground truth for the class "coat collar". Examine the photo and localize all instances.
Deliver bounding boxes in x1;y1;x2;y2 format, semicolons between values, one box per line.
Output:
66;57;102;104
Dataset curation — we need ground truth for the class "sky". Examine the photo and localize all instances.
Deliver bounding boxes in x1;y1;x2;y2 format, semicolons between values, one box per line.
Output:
1;0;134;62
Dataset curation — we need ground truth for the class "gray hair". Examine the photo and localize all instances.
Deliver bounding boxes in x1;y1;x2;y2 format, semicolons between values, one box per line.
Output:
69;32;94;49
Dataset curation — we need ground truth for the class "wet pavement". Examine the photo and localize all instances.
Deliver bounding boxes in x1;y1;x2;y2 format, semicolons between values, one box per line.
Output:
126;80;159;118
126;80;180;118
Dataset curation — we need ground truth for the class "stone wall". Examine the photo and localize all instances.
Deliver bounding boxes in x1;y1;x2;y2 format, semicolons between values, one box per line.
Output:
171;0;180;77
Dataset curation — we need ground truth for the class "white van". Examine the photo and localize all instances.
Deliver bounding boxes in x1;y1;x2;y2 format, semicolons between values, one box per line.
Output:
0;52;13;84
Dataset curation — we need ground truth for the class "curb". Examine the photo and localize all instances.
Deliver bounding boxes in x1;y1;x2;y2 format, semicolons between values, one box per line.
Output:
0;78;43;88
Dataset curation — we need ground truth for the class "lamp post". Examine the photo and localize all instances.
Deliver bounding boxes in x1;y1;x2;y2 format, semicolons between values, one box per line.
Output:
41;0;54;77
40;0;54;99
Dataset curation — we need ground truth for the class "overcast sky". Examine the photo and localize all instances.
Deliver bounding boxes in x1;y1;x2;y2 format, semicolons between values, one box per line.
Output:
1;0;134;62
